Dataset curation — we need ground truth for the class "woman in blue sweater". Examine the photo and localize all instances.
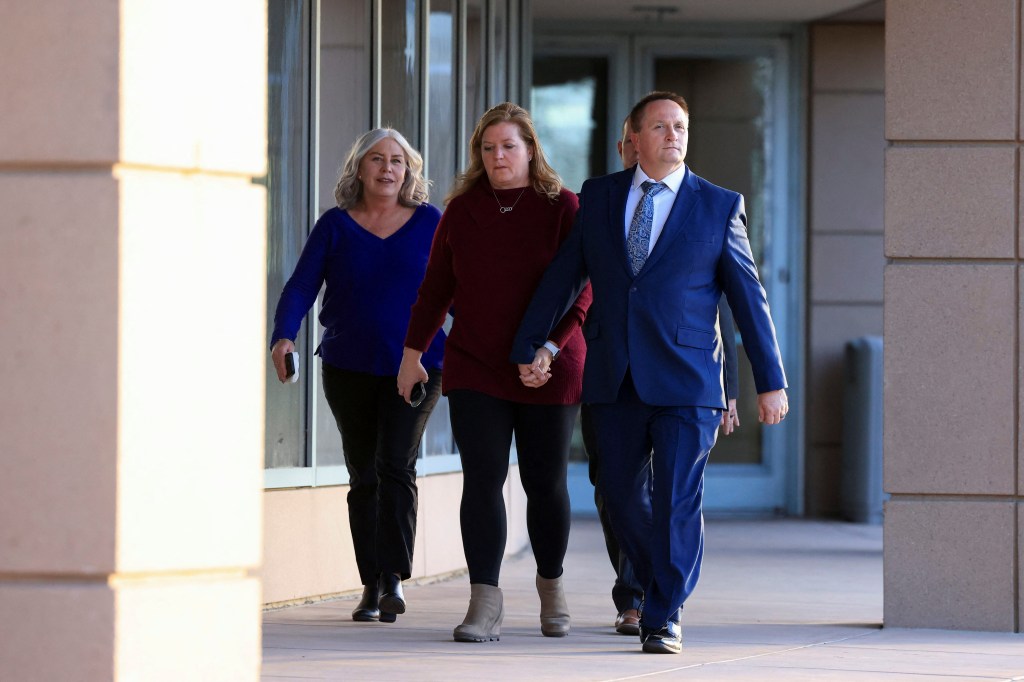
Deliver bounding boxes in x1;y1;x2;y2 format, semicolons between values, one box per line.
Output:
270;128;446;624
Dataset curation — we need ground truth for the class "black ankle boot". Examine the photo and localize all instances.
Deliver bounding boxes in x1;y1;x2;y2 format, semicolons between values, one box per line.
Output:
352;583;381;622
378;572;406;616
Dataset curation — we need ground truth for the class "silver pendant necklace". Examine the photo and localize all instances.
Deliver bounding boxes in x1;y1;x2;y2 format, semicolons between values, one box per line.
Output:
492;187;527;214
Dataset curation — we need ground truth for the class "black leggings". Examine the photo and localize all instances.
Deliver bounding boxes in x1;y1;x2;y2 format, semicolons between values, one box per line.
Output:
321;363;442;585
448;390;578;586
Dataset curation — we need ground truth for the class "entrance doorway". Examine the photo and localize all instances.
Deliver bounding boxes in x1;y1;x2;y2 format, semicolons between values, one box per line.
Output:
533;32;803;515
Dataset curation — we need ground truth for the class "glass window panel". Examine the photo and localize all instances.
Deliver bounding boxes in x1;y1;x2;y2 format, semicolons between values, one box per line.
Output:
531;56;609;193
422;393;456;456
427;0;456;202
266;0;310;469
655;56;773;466
655;57;770;263
380;0;420;146
314;369;344;467
319;0;371;217
464;0;487;156
490;0;507;104
314;0;372;468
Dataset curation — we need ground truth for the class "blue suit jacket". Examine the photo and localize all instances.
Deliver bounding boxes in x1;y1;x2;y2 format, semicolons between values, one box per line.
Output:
511;165;786;407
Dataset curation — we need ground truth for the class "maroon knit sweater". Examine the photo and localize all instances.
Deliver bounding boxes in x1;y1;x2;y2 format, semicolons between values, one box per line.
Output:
404;179;591;405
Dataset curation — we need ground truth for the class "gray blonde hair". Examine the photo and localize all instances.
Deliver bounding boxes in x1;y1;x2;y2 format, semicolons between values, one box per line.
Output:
334;128;428;209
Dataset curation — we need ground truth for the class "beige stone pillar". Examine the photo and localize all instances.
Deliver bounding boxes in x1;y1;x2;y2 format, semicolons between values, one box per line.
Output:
884;0;1022;631
0;1;267;678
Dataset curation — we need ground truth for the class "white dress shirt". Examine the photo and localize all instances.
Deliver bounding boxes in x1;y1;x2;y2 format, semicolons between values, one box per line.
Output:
623;163;688;256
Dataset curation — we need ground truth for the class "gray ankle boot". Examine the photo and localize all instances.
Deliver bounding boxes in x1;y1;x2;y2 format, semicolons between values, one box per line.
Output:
536;573;570;637
453;583;504;642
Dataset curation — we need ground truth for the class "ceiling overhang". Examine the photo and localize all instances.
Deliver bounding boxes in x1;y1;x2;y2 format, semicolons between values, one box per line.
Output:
532;0;884;24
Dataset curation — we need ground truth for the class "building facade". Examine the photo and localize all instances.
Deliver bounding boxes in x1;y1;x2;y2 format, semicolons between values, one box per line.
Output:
1;0;1022;678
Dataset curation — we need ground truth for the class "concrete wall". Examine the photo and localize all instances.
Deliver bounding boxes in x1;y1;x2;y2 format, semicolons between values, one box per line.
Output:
0;1;268;677
263;469;531;606
884;0;1023;631
806;23;886;517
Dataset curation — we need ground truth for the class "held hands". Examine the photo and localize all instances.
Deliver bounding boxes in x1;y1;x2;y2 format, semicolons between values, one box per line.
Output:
271;338;296;383
720;398;740;435
518;347;554;389
757;389;789;426
397;347;429;404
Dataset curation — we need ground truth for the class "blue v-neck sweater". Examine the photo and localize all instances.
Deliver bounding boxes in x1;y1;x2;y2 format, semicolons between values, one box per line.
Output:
271;203;446;376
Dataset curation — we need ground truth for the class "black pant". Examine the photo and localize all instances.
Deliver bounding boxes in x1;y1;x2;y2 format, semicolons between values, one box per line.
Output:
448;390;578;586
321;364;442;585
581;404;645;613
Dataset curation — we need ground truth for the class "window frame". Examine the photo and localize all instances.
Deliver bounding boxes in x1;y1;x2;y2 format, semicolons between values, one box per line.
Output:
265;0;524;490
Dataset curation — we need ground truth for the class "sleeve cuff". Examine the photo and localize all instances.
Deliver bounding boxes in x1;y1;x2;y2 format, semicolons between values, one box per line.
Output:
542;341;561;359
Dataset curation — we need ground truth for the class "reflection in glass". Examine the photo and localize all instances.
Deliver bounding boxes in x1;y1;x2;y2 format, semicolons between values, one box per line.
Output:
422;390;456;455
531;57;609;193
314;0;372;467
464;0;487;157
490;0;507;103
318;0;371;217
655;56;774;465
380;0;420;147
422;2;458;457
266;0;309;469
428;1;456;202
655;57;771;263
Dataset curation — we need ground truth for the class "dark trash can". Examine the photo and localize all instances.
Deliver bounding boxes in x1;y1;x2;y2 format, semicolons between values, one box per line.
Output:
840;335;884;524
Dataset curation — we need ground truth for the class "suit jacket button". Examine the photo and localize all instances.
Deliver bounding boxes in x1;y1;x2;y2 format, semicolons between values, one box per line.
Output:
630;286;638;292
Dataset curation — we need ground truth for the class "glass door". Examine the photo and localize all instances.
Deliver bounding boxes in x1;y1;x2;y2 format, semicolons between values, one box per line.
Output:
640;37;801;514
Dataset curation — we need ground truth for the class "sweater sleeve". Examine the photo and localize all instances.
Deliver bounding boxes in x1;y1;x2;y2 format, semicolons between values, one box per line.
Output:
404;206;456;351
546;191;591;350
270;214;331;348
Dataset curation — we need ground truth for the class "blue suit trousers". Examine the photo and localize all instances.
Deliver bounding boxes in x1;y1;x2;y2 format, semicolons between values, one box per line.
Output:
589;372;720;629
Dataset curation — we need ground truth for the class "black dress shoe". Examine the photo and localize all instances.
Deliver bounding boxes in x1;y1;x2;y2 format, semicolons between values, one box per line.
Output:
352;583;380;622
640;621;682;654
378;573;406;616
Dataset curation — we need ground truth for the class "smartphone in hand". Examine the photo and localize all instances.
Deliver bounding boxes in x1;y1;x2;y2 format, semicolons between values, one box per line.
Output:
409;381;427;407
284;351;300;383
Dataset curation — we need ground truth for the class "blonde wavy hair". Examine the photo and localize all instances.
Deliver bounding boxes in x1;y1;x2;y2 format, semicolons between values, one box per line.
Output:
334;128;428;209
446;102;563;205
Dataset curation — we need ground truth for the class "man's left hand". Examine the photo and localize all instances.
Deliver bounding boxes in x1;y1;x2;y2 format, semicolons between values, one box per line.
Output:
757;389;788;425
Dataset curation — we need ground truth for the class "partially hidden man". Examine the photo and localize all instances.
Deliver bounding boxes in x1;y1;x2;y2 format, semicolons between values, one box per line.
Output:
511;91;788;654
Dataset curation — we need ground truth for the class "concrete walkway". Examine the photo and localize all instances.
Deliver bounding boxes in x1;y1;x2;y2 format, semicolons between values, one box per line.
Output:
262;517;1024;681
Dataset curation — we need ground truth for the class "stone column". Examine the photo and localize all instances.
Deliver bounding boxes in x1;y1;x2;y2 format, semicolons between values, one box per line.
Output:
884;0;1022;631
0;1;268;677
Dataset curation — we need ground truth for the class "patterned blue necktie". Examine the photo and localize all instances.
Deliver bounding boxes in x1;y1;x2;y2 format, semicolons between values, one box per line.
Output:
626;180;668;276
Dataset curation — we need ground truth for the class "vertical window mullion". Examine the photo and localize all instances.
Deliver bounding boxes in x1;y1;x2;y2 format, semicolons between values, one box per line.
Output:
457;0;466;167
307;0;321;473
420;0;430;171
372;0;382;127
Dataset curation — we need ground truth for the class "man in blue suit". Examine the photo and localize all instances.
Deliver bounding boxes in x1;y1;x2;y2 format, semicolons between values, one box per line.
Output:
511;91;788;654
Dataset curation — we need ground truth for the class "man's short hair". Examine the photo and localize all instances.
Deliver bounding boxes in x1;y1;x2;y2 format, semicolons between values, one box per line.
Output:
628;91;689;134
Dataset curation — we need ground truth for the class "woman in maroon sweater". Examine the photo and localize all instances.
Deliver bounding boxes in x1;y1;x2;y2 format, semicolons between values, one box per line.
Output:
398;102;591;643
